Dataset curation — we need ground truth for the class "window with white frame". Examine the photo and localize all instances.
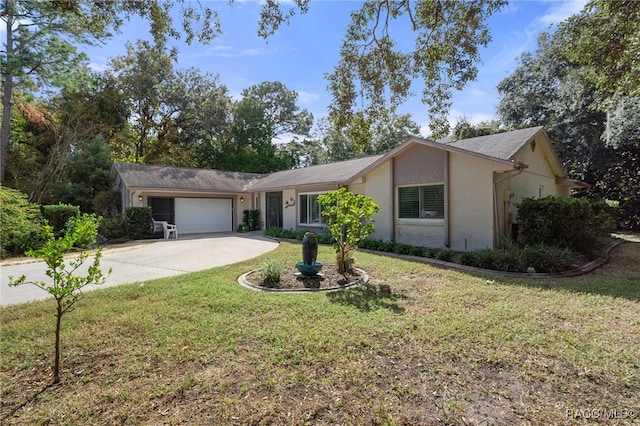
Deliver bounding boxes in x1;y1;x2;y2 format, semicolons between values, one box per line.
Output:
299;193;323;224
398;184;445;219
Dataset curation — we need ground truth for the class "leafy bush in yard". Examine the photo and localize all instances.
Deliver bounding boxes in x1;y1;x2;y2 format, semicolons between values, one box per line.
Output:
64;214;102;249
318;188;380;273
41;203;80;235
517;196;611;254
427;249;453;262
0;187;45;258
263;226;584;273
100;217;127;240
494;249;522;272
125;207;153;240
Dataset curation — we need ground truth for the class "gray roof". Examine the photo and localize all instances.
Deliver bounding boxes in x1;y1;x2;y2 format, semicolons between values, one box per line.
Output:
248;155;384;191
113;127;548;193
440;126;544;161
113;162;264;192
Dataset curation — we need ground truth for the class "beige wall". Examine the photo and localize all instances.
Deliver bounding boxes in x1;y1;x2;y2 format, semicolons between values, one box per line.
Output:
448;152;501;251
392;144;447;247
495;134;569;241
282;188;297;230
359;161;393;241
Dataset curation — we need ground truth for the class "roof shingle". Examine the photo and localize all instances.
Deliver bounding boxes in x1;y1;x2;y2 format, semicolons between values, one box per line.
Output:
113;162;264;192
440;126;544;161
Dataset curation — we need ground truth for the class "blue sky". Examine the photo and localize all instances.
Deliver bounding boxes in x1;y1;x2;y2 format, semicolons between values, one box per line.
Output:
83;0;587;137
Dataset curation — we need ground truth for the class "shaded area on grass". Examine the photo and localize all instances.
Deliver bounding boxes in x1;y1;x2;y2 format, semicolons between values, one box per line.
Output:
326;282;407;313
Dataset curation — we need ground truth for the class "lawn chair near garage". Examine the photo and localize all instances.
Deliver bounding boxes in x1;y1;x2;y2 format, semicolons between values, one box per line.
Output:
152;218;178;239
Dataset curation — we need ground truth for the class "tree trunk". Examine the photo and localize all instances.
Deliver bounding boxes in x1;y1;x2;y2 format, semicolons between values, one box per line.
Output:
1;0;15;184
53;299;62;384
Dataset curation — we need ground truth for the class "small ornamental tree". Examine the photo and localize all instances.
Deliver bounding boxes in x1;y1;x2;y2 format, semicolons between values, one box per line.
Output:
9;218;111;384
318;188;380;273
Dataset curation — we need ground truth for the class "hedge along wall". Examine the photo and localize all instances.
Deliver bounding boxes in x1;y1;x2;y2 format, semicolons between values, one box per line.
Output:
125;206;153;240
517;196;609;254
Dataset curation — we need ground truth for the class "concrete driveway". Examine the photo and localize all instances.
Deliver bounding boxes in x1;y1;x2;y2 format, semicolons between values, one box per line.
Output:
0;232;278;306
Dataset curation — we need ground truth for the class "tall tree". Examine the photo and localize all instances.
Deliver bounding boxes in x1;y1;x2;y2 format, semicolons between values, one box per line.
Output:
1;0;224;183
451;118;504;141
496;32;605;181
50;137;114;213
326;0;506;139
109;41;233;166
558;0;640;101
198;81;312;173
26;76;128;204
240;81;313;143
3;0;509;181
108;40;177;164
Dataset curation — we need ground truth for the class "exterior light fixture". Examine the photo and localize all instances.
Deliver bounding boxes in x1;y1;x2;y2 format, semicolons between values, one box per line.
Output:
240;196;244;203
138;194;143;201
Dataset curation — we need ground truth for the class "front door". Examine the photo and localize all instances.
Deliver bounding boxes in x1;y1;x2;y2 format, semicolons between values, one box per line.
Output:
265;192;283;228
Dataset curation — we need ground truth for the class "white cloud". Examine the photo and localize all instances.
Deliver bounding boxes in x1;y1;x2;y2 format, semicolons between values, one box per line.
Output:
538;0;587;26
88;62;109;72
296;90;320;104
215;47;265;57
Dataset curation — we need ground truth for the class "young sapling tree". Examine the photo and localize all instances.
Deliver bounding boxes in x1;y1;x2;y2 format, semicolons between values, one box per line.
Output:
9;217;111;384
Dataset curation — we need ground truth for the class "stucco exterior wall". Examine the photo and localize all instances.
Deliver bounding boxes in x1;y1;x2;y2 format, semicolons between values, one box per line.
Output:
359;161;393;241
511;134;564;201
493;134;568;238
281;188;297;230
392;144;446;247
448;152;499;251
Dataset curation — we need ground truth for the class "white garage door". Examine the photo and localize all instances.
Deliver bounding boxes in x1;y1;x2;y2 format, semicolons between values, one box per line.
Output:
175;198;232;234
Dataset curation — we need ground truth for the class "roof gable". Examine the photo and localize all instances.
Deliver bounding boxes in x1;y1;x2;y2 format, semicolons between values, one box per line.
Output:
440;126;545;161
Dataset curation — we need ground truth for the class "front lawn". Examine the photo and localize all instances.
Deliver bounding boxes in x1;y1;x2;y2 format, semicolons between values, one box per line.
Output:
1;241;639;425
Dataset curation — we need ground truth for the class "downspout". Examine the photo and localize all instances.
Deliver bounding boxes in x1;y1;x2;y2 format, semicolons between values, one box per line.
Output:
492;166;525;248
444;152;450;248
390;157;395;242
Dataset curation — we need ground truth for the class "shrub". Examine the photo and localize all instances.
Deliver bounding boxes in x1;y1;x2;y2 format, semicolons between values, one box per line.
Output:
494;249;522;272
433;250;453;262
467;249;499;270
0;187;45;258
520;244;576;273
125;207;153;240
64;214;102;249
92;190;122;217
619;196;640;231
517;196;607;254
42;203;80;235
100;217;127;240
261;260;284;288
242;209;261;231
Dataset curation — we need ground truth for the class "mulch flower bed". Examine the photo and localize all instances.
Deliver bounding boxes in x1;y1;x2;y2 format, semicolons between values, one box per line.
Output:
245;263;363;290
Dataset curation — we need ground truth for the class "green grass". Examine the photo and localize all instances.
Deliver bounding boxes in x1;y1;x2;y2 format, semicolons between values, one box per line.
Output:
1;241;639;425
